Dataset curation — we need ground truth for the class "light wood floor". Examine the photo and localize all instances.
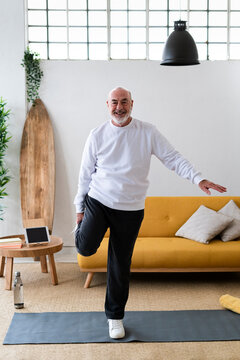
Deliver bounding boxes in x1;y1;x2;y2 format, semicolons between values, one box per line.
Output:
1;262;240;360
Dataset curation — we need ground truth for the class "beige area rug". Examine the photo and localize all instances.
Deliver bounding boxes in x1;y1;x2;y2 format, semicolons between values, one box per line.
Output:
1;263;240;360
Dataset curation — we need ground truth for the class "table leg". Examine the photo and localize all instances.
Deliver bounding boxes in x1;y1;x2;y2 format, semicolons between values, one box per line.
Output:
40;255;48;273
0;256;5;277
48;254;58;285
5;257;13;290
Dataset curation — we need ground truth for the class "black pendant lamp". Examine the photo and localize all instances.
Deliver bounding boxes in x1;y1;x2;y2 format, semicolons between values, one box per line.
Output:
161;20;200;66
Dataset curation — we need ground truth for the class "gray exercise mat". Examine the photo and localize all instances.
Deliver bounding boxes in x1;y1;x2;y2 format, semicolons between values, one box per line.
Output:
3;310;240;344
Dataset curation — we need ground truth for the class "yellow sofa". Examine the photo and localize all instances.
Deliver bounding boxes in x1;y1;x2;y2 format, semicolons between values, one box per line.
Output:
77;196;240;288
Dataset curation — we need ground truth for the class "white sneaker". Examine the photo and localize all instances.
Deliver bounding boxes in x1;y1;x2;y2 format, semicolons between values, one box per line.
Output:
108;319;125;339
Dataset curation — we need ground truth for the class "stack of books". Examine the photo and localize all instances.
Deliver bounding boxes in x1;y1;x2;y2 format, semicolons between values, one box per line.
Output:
0;238;23;249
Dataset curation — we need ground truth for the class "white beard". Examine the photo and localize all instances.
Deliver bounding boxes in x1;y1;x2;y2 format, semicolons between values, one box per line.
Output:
111;109;132;125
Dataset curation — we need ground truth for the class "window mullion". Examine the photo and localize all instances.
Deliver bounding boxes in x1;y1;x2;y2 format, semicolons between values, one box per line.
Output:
127;0;129;60
66;0;69;60
207;0;209;60
25;0;29;47
107;0;110;61
167;0;170;36
227;0;230;60
146;0;149;60
46;0;49;59
87;0;89;60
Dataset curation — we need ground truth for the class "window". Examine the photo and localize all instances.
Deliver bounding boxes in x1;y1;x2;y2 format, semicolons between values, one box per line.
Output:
27;0;240;60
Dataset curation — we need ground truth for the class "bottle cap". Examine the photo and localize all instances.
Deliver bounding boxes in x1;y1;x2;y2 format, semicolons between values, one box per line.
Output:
15;271;21;277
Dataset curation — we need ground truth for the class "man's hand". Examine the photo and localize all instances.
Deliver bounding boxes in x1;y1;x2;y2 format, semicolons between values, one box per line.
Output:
199;179;227;195
76;212;84;224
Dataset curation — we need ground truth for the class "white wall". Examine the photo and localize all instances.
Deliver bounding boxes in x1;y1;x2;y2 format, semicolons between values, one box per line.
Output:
39;60;240;246
0;0;26;237
1;1;240;251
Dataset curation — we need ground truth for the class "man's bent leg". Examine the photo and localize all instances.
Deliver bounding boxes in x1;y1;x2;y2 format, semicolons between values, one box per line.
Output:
75;195;109;256
105;209;144;319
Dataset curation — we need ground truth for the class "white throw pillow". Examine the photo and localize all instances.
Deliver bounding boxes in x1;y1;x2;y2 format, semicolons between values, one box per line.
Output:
175;205;233;244
218;200;240;241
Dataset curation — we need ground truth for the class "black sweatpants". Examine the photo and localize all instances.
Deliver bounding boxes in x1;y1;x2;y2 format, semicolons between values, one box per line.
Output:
75;195;144;319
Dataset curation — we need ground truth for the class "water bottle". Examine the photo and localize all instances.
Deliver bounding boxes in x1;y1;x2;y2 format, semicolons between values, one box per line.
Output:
13;271;24;309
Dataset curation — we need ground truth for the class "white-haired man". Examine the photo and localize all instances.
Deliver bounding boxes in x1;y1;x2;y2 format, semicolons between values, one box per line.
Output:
74;87;226;339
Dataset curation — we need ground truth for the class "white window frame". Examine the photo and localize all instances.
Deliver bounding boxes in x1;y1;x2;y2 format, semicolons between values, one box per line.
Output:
26;0;240;61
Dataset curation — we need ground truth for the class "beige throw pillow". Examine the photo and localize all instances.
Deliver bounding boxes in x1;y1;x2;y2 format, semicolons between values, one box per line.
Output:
218;200;240;241
175;205;233;244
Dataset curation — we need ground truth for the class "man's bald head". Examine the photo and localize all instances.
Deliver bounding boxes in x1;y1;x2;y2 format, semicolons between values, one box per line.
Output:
108;87;132;101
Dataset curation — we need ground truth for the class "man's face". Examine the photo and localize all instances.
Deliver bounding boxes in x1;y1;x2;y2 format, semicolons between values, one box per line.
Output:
107;89;133;125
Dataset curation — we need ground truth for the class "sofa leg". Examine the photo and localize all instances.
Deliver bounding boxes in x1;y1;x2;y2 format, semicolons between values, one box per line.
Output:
84;272;94;288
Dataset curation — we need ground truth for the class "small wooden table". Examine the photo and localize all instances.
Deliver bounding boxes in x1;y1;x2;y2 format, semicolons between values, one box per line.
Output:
0;235;63;290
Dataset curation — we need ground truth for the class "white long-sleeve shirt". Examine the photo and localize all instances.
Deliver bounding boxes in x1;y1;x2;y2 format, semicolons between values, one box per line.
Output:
74;118;203;213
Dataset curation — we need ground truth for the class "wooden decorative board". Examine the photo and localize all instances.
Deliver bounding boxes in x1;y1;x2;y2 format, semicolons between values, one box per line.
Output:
20;99;55;234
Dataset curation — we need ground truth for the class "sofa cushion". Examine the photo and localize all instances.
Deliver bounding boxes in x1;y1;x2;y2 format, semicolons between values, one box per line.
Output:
218;200;240;241
175;205;232;244
77;237;240;270
131;237;240;268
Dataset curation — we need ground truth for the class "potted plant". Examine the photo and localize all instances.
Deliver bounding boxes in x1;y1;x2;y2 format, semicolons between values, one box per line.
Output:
0;98;11;221
21;47;44;105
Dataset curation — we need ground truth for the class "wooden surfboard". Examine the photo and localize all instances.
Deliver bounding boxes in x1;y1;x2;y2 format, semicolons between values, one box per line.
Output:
20;99;55;234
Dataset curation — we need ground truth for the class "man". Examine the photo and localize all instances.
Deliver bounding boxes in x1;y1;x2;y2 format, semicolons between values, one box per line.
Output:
74;87;226;339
